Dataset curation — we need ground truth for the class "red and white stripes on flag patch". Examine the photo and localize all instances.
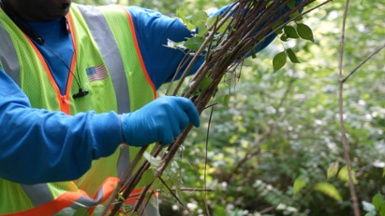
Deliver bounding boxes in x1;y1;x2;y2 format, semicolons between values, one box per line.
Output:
86;64;108;82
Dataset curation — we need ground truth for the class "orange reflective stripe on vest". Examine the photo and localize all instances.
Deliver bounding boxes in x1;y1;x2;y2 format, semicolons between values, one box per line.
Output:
0;177;119;216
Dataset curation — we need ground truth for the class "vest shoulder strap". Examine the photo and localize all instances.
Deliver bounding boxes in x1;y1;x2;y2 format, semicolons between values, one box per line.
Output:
73;4;131;113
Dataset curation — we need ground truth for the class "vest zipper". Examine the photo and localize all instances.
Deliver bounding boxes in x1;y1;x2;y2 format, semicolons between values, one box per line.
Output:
25;14;77;115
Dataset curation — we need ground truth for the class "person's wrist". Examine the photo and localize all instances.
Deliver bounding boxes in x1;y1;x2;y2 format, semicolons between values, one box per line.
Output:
90;112;123;158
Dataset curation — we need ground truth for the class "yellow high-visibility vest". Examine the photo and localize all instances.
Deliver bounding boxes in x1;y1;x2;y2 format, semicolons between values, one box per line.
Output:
0;4;158;215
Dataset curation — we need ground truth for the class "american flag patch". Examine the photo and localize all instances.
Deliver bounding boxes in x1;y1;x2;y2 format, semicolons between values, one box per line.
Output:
86;64;108;82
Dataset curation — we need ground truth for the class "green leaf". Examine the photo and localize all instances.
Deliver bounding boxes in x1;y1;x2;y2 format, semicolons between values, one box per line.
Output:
338;166;358;184
380;204;385;216
327;162;339;179
199;77;213;90
118;192;125;201
284;26;299;39
176;8;195;31
373;193;385;211
314;182;342;201
184;36;205;52
294;15;304;22
272;21;284;33
296;23;315;42
165;39;185;50
196;21;207;36
280;34;288;42
191;11;208;24
191;11;208;36
266;0;274;8
251;49;257;59
293;178;307;196
222;94;230;107
290;10;301;20
287;0;296;9
273;51;287;72
373;199;385;216
219;19;233;34
143;151;161;167
286;48;300;63
214;206;227;216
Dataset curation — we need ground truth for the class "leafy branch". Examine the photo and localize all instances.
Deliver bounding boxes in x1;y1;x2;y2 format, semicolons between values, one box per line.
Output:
338;0;385;215
101;0;329;215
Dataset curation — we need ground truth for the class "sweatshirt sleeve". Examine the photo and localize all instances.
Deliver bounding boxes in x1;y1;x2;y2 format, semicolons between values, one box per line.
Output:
125;6;204;90
0;68;123;184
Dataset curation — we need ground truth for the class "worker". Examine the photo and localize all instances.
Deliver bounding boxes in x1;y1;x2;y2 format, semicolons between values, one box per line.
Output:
0;0;302;215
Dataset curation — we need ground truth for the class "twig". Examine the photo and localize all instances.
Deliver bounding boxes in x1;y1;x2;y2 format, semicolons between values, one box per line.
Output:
156;187;215;192
131;184;152;216
259;205;278;214
342;41;385;83
204;107;215;216
172;4;237;96
238;0;333;62
101;146;148;215
159;177;194;216
109;145;163;214
338;0;360;215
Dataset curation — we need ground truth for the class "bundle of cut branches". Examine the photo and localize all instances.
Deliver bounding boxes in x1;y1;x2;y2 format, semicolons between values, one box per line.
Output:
102;0;329;215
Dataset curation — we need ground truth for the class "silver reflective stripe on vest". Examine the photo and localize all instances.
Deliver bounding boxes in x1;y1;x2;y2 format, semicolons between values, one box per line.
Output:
21;184;54;207
117;145;131;180
74;7;159;215
0;23;21;86
76;4;132;182
22;183;104;208
76;5;130;114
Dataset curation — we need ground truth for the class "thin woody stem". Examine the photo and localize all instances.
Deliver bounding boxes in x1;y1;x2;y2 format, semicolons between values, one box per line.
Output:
342;41;385;83
101;146;148;215
338;0;360;215
203;107;215;216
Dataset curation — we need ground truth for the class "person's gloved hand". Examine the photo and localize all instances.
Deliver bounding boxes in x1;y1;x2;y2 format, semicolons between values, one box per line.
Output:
121;96;200;146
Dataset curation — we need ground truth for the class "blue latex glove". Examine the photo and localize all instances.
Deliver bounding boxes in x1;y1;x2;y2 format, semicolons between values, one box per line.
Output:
122;96;200;146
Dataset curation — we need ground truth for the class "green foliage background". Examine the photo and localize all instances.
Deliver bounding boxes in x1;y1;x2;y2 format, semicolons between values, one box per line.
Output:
74;0;385;215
